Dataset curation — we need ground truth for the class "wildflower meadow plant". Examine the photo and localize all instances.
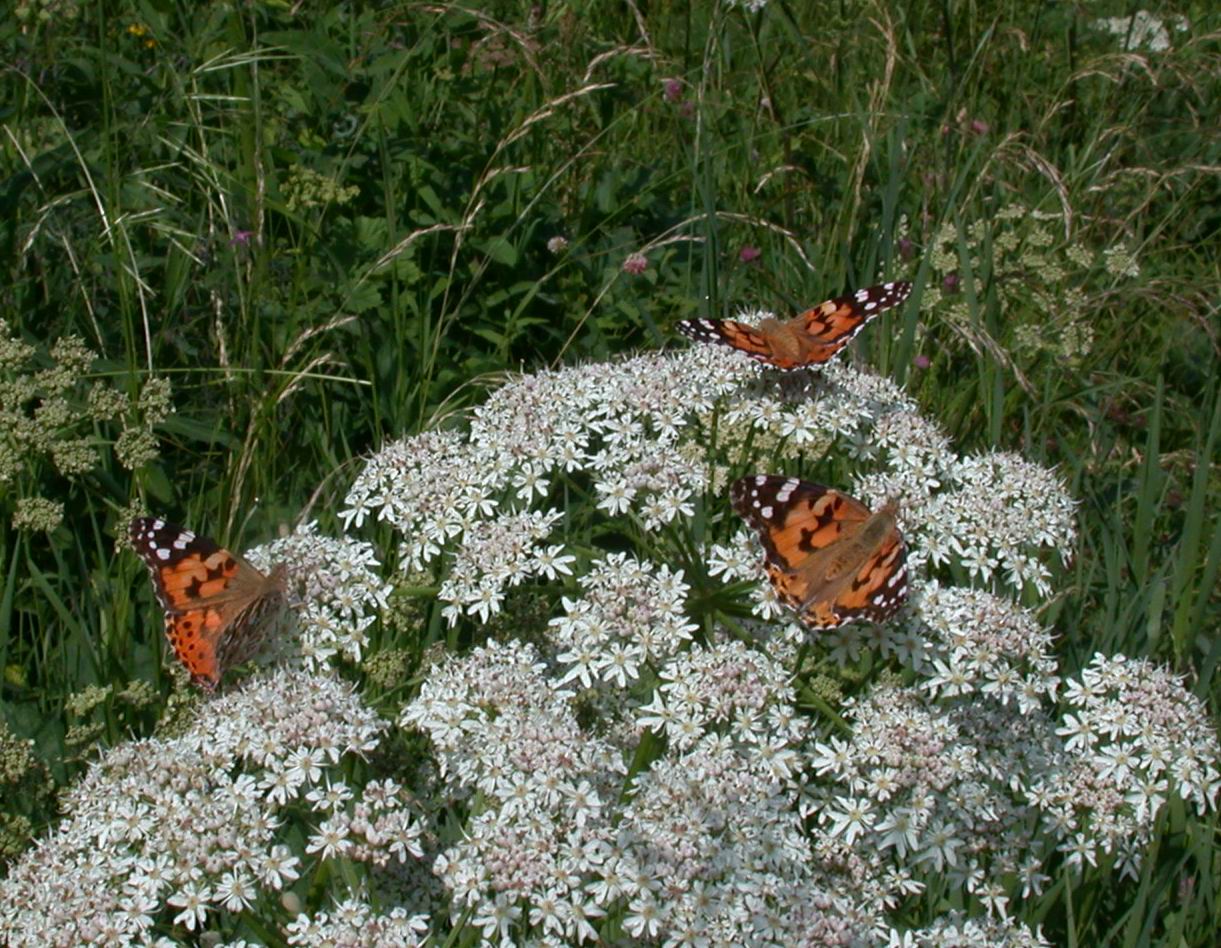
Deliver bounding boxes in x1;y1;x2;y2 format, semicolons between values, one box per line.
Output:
0;330;172;532
904;204;1148;371
3;332;1217;945
0;671;423;946
346;337;1216;944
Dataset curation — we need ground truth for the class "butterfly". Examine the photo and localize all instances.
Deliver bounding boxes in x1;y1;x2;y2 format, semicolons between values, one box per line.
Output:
731;475;908;628
678;281;912;370
129;517;288;690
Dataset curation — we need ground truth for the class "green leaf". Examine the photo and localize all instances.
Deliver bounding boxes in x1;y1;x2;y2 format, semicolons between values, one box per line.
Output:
474;237;519;267
345;283;383;315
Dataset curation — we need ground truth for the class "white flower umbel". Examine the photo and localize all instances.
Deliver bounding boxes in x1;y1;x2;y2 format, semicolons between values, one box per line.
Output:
1091;10;1190;52
911;583;1061;710
249;521;391;669
804;682;1068;914
405;639;897;944
437;508;566;625
636;639;806;760
351;343;1216;942
403;641;624;942
549;552;696;695
863;451;1077;597
285;899;428;947
889;912;1054;947
801;644;1219;920
315;334;1221;947
12;336;1215;944
339;346;747;566
341;348;749;605
0;671;410;946
1041;654;1220;880
617;732;876;945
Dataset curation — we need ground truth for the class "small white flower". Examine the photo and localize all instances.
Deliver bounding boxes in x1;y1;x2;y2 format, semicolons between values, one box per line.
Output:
826;795;876;845
167;882;212;932
595;477;635;515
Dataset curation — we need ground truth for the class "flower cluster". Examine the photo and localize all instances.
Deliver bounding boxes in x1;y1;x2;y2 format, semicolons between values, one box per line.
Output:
404;637;897;945
801;644;1220;929
860;450;1077;597
804;681;1066;920
403;640;624;943
284;900;428;947
302;777;425;868
907;583;1060;709
618;732;870;945
281;165;360;211
438;508;571;624
252;522;391;670
636;639;805;758
0;720;53;863
549;552;696;695
1042;653;1219;878
902;203;1145;368
10;321;1217;945
1091;10;1190;52
713;360;919;468
342;348;749;631
0;671;402;945
618;643;871;943
0;331;171;531
726;0;770;13
371;343;1215;943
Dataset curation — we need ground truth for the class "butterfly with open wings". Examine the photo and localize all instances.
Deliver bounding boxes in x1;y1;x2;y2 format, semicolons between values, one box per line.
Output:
731;475;908;628
678;281;911;370
129;517;287;690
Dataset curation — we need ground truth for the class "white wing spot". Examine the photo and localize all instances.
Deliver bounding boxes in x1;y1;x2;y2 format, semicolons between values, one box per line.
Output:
155;547;171;561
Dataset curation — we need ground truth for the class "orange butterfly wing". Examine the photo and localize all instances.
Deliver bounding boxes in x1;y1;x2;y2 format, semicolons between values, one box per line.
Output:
130;518;286;690
731;475;908;628
678;318;792;366
678;281;911;370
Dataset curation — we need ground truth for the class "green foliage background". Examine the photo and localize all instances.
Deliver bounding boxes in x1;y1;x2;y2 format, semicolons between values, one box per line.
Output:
1;0;1217;942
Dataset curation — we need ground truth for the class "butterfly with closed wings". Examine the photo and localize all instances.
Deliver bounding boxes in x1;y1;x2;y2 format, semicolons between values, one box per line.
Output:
678;281;912;370
129;517;288;690
731;475;908;628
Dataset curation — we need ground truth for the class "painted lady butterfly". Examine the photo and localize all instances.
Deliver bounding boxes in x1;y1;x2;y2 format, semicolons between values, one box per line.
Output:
678;281;912;370
731;475;908;628
129;517;287;690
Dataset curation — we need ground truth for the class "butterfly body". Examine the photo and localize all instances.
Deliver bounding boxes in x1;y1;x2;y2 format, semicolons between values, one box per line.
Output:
678;281;912;370
129;517;286;690
731;476;907;628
